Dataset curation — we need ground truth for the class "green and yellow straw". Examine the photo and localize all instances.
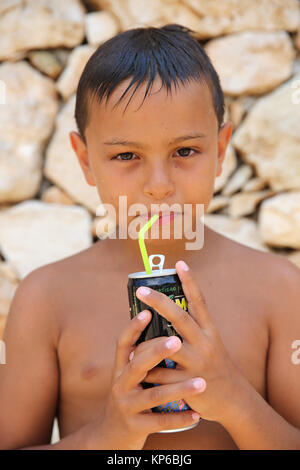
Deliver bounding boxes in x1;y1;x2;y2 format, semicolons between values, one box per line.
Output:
138;214;159;274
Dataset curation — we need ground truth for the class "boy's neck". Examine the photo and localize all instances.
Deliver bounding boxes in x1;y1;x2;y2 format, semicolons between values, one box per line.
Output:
94;223;220;274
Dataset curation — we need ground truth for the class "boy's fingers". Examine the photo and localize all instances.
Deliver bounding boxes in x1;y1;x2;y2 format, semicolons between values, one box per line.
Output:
120;335;183;390
175;261;213;331
138;410;201;434
143;366;188;384
114;310;152;378
135;287;201;344
133;337;192;370
129;378;206;414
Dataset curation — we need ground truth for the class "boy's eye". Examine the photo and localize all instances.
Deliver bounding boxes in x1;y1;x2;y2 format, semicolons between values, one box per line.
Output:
176;147;196;158
111;152;136;161
111;148;197;161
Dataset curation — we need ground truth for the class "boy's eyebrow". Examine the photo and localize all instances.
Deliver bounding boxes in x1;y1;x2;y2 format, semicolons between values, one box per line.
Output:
103;133;206;148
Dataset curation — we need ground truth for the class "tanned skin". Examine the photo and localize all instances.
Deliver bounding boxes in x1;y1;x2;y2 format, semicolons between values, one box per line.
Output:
0;78;299;450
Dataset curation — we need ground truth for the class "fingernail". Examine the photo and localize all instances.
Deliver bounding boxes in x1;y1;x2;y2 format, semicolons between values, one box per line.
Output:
137;310;148;320
129;351;134;361
165;336;181;349
192;378;206;390
192;412;200;421
178;260;189;271
137;286;151;296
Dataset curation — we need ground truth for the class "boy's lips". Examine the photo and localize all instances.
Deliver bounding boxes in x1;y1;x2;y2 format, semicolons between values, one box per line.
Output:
140;211;181;220
138;212;182;225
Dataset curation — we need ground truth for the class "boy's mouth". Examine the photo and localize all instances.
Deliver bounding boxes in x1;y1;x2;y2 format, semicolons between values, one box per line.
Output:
139;211;182;225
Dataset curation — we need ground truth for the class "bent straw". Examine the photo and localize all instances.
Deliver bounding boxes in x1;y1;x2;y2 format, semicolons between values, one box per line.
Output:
138;214;159;274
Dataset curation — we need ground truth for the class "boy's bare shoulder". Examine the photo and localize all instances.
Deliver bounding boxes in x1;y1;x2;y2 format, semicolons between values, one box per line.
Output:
12;244;99;336
223;234;298;274
218;233;300;320
24;243;100;286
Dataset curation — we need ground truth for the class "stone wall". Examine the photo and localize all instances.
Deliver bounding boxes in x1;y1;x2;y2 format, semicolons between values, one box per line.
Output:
0;0;300;342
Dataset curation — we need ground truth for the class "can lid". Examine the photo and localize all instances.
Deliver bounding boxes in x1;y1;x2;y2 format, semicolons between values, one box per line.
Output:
128;268;177;279
128;254;177;278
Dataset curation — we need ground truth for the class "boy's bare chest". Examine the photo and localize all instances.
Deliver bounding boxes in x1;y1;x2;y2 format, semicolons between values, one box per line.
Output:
56;266;268;449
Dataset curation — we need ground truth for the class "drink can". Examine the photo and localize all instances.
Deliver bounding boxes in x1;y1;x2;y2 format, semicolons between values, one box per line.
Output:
127;254;200;433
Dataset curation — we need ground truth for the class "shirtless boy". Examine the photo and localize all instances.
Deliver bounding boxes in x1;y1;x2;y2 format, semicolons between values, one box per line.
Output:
0;24;300;450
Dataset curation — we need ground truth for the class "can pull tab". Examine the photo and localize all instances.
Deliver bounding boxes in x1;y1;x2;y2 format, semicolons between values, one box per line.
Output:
149;254;165;273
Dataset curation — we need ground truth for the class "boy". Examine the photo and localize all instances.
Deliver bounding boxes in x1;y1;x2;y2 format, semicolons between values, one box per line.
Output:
0;24;300;450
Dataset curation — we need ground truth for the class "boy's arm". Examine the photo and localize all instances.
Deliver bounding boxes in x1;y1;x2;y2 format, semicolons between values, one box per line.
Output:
0;267;60;449
220;257;300;449
0;267;106;450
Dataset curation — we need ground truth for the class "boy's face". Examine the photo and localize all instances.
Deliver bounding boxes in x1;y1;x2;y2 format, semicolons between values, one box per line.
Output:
70;77;231;243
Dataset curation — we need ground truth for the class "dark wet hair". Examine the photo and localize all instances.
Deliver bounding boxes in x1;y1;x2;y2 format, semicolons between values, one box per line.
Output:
75;24;225;142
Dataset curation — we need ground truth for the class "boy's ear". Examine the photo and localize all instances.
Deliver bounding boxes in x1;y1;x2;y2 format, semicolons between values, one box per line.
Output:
69;131;96;187
216;121;232;178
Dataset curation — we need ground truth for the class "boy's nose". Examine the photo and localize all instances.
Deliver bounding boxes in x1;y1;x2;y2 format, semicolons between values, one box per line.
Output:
143;164;175;200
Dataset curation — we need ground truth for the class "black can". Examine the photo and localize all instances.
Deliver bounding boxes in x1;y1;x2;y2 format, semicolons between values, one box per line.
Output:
127;255;199;433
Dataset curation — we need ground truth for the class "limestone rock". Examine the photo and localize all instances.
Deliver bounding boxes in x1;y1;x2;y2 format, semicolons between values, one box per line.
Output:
206;196;230;214
28;50;63;79
233;74;300;191
258;192;300;249
0;61;58;144
292;57;300;78
227;97;256;131
37;178;53;198
205;31;295;96
221;164;253;197
0;261;19;284
41;186;75;205
0;61;58;203
243;177;268;193
92;217;101;238
84;0;168;30
53;49;71;69
86;0;299;36
287;251;300;270
214;144;237;193
204;214;270;252
295;26;300;50
184;0;300;37
0;261;19;317
85;11;119;45
0;0;85;61
228;189;274;218
0;204;12;211
44;95;101;214
161;2;217;33
0;314;7;341
85;0;213;33
0;200;92;279
223;97;231;125
56;45;96;101
0;142;42;203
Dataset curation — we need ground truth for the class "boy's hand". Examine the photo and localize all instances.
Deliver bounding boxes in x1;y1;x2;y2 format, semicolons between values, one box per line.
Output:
136;260;248;425
94;309;203;450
